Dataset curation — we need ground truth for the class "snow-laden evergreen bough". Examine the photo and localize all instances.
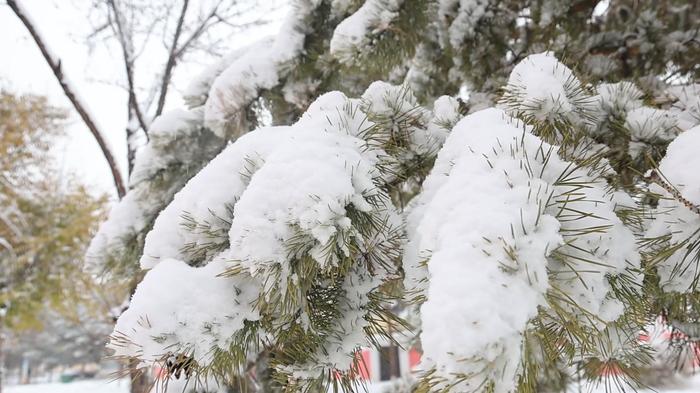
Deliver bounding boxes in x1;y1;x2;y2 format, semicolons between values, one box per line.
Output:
404;111;639;392
644;127;700;293
90;1;700;392
109;83;457;391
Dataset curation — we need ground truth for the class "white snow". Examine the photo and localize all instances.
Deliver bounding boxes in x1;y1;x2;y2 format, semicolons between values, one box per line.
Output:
109;258;259;366
646;125;700;292
9;376;700;393
86;107;223;274
113;84;425;381
85;188;151;272
625;107;678;158
129;109;206;186
5;379;129;393
437;0;493;48
406;107;639;392
183;44;255;108
668;83;700;131
139;125;289;269
204;0;322;137
503;51;583;122
330;0;403;64
410;109;556;393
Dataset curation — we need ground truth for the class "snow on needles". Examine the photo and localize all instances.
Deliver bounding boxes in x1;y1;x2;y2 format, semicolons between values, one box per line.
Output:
330;0;404;64
406;109;557;393
86;109;222;274
203;0;321;137
503;51;587;123
646;125;700;292
406;108;639;392
112;83;459;382
109;258;259;366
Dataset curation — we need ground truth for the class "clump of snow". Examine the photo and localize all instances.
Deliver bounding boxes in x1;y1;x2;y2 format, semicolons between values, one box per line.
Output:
139;126;288;269
330;0;404;64
225;126;386;275
117;82;456;383
204;1;323;137
86;109;224;274
426;95;461;146
183;45;255;109
502;52;587;122
584;55;620;79
587;81;644;136
437;0;493;48
85;189;151;273
668;83;700;131
646;125;700;292
406;108;639;392
409;109;557;393
109;258;259;366
596;82;644;117
360;81;440;154
129;109;219;186
625;107;679;159
585;81;684;159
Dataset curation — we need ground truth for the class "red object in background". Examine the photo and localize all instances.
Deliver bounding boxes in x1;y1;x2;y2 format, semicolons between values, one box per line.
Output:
358;349;371;380
408;348;421;370
349;349;372;380
153;366;166;379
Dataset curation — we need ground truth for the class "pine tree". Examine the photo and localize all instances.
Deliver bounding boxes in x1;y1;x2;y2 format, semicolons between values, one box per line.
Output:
89;1;700;392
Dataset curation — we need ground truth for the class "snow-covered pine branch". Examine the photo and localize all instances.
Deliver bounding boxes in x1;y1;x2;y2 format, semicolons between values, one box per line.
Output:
108;82;456;390
87;1;700;392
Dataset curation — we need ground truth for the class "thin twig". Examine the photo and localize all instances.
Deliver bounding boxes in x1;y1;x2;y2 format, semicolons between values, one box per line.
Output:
646;170;700;216
155;0;190;116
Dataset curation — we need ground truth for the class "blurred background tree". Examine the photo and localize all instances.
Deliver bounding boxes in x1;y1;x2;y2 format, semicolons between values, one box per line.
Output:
0;90;125;392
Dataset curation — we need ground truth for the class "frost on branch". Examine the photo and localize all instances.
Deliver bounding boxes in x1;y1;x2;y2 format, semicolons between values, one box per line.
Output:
183;44;255;108
645;125;700;293
624;107;679;160
588;82;645;138
405;108;639;392
129;109;221;186
110;82;452;390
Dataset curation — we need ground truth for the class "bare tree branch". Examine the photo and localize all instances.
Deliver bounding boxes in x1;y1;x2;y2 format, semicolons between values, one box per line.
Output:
172;3;222;60
106;0;150;137
154;0;190;117
7;0;127;199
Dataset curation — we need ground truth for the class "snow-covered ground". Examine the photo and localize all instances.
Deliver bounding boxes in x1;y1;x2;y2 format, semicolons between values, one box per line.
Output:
5;379;129;393
6;374;700;393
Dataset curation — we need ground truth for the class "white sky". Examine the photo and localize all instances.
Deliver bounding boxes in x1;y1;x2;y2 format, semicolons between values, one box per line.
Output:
0;0;284;199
